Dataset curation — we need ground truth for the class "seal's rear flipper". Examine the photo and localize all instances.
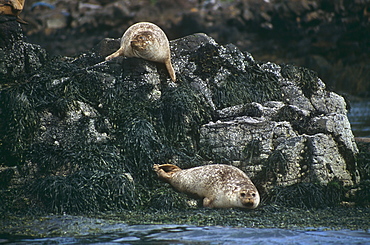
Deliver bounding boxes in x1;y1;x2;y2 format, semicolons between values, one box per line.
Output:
153;164;182;182
155;164;182;173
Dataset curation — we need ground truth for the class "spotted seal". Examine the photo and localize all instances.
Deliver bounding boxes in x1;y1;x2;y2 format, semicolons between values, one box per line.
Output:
105;22;176;82
153;164;260;209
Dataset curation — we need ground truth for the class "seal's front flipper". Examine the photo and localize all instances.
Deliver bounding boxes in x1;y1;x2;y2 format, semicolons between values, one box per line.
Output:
105;48;124;61
165;59;176;82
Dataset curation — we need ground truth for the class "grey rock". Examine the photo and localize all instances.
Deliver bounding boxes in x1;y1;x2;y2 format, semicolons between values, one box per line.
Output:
0;21;360;212
281;80;315;111
308;113;358;154
306;133;359;186
200;115;298;173
311;90;347;114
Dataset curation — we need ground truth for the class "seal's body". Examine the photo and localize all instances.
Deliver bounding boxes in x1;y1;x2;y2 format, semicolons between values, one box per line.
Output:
153;164;260;209
106;22;176;82
0;0;27;23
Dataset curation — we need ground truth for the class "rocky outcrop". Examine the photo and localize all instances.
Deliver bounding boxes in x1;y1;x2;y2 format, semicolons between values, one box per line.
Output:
0;17;361;213
18;0;370;97
199;65;360;190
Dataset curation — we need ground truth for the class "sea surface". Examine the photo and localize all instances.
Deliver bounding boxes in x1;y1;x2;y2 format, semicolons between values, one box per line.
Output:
1;217;369;245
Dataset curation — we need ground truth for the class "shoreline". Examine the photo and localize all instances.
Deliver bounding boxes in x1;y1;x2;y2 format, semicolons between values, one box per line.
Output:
1;205;369;238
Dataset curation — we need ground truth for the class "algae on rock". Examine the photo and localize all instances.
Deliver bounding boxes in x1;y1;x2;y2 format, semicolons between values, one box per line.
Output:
0;19;362;213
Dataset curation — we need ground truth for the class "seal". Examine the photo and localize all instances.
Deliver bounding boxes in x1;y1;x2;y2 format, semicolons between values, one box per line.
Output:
105;22;176;82
0;0;27;24
153;164;260;209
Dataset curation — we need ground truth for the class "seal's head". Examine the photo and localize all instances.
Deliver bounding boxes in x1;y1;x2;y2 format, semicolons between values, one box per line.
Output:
207;185;260;209
239;189;260;209
130;31;159;61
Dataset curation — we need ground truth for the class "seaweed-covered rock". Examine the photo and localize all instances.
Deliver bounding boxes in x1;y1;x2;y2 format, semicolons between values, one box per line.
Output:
199;62;359;190
0;16;47;83
0;19;361;213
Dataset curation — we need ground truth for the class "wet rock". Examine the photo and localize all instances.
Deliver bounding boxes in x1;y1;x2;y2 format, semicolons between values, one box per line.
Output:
307;133;357;186
0;21;361;213
0;16;47;82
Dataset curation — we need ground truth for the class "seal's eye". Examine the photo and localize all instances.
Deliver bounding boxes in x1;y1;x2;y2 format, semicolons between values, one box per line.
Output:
251;193;256;197
240;192;246;197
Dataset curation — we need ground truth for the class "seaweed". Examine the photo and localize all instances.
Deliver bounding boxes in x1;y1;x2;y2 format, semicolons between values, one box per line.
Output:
147;186;191;210
356;141;370;180
281;64;320;98
188;43;282;110
267;181;345;209
29;170;136;214
242;139;262;164
120;119;166;186
0;84;39;165
159;83;212;151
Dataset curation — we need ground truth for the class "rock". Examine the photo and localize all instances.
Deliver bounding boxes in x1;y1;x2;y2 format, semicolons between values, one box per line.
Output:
0;16;47;82
307;133;359;186
0;19;361;213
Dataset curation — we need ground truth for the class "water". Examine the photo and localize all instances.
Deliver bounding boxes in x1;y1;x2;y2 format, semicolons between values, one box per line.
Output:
1;216;369;245
2;224;370;245
348;100;370;138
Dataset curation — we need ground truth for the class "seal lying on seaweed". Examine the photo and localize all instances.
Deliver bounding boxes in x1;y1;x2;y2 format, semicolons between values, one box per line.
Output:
105;22;176;82
153;164;260;209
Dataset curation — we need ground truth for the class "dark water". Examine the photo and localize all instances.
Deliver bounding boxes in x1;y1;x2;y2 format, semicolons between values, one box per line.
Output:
348;100;370;138
1;224;370;245
1;216;370;245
